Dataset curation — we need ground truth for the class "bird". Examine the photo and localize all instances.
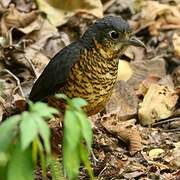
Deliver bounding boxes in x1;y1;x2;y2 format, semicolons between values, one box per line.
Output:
29;16;145;116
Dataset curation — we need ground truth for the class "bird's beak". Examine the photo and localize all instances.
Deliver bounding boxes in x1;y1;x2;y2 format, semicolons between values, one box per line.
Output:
127;37;146;48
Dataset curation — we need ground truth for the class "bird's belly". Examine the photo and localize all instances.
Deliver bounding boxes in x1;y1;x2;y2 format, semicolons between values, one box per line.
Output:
62;74;117;115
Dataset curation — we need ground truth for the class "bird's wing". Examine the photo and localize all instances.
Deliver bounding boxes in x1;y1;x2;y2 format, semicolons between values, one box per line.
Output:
29;41;82;101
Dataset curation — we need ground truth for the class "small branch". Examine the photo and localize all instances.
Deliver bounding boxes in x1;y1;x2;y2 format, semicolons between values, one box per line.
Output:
152;117;180;126
0;69;25;98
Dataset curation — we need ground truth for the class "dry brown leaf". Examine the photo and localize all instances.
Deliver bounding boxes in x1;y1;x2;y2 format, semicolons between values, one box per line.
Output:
164;142;180;168
106;81;138;120
172;33;180;57
17;16;43;34
4;4;38;28
24;18;70;58
138;75;174;97
136;1;180;35
14;18;70;75
138;75;161;96
159;75;174;88
101;117;143;155
15;0;34;12
127;58;166;90
138;84;179;126
124;45;145;61
13;94;26;112
14;47;50;75
0;74;16;97
36;0;103;26
0;0;11;8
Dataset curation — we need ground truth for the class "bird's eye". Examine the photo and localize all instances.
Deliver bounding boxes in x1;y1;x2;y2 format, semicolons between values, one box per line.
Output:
109;30;119;40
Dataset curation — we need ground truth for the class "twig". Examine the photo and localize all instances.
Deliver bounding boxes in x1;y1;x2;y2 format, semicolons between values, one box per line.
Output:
97;163;109;180
152;117;180;126
23;54;38;78
163;128;180;132
0;69;25;98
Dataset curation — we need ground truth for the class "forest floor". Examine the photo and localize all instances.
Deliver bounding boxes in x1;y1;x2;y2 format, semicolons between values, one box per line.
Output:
0;0;180;179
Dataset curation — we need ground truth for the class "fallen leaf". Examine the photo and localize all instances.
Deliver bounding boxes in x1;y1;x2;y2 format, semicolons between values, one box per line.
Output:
149;148;165;160
106;81;138;120
164;142;180;168
101;117;143;155
138;84;178;125
4;4;38;28
15;0;35;12
36;0;103;26
172;33;180;57
138;75;161;96
0;0;11;7
135;1;180;35
127;58;167;90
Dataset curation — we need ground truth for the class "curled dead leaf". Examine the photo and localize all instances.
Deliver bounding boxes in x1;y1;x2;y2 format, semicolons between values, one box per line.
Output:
101;117;143;155
138;84;179;125
4;4;38;28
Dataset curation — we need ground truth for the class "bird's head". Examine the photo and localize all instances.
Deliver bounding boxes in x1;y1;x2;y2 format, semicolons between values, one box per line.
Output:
81;16;145;59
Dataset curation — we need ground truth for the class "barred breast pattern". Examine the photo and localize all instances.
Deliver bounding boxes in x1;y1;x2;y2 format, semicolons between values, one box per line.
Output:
59;48;119;115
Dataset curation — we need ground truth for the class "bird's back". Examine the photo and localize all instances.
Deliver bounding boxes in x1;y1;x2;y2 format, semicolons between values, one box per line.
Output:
29;41;83;102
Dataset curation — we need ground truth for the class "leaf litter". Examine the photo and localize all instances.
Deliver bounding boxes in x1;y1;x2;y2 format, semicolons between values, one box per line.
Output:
0;0;180;179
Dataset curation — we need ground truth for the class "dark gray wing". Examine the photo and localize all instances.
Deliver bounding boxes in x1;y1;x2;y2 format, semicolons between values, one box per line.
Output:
29;41;82;101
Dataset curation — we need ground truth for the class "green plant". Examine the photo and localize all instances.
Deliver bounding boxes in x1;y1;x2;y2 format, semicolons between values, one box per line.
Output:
56;94;94;180
0;96;94;180
0;101;58;180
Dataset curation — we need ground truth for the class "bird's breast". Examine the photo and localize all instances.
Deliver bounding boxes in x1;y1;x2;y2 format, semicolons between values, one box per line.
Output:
61;51;119;115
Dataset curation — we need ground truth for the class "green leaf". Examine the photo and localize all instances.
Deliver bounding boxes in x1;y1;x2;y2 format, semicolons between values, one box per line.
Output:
29;101;58;119
63;110;84;179
76;111;92;150
34;115;51;154
70;98;87;109
0;152;8;180
37;138;47;178
0;115;20;152
64;110;81;150
32;139;38;163
20;112;38;150
79;144;94;180
7;140;34;180
63;141;80;180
